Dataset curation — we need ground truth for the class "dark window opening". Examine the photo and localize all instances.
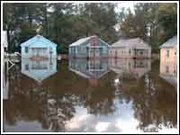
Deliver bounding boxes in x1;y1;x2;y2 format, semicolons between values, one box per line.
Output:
25;47;28;53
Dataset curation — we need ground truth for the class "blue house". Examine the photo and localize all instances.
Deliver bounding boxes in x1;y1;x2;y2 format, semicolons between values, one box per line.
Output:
69;36;109;59
20;35;57;59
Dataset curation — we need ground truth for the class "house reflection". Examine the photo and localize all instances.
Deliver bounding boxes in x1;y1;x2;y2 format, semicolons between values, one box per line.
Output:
3;61;9;100
109;58;151;79
159;60;177;87
68;59;109;86
21;58;57;83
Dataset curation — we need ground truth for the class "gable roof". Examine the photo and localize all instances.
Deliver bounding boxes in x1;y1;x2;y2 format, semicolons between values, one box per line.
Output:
20;34;57;47
159;35;177;48
111;38;151;49
69;36;92;47
69;36;109;47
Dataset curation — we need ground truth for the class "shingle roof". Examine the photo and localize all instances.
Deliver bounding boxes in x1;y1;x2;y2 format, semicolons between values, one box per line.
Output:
69;36;92;47
111;38;151;49
20;34;57;47
69;36;110;47
160;35;177;48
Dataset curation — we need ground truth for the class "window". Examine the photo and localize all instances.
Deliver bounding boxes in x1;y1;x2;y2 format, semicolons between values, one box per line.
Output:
25;64;29;70
25;47;28;53
166;66;169;74
166;50;169;58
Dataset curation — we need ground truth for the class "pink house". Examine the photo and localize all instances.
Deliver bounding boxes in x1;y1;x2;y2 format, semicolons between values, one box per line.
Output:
109;38;151;59
159;36;177;86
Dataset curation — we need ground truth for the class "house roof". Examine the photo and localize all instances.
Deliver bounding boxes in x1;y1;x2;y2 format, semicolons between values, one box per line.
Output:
20;34;57;47
111;38;151;49
69;36;92;47
69;36;109;47
159;35;177;48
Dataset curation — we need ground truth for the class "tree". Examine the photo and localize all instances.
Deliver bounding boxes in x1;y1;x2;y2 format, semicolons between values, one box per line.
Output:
119;3;177;53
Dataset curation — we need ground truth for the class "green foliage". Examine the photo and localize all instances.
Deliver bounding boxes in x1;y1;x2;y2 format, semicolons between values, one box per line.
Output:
3;3;118;54
3;3;177;54
119;3;177;53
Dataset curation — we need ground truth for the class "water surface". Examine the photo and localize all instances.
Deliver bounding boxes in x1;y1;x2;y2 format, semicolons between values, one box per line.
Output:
3;58;177;133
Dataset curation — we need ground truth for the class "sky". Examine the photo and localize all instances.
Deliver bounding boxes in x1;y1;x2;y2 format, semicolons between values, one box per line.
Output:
115;2;136;14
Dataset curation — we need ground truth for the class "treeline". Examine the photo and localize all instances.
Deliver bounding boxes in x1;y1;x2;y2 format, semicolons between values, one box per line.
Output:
3;3;177;54
119;3;177;53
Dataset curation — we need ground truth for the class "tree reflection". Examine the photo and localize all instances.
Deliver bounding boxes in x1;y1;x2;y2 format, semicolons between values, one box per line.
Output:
84;71;117;116
4;62;77;131
4;60;117;131
3;60;177;132
114;60;177;132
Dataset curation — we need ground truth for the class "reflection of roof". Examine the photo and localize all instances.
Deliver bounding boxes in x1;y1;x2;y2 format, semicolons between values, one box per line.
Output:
22;69;57;83
89;78;98;86
111;38;151;49
159;35;177;48
20;34;57;47
159;74;177;87
69;68;109;80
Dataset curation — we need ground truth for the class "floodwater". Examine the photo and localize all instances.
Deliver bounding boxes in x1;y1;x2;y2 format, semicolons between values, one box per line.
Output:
3;58;177;133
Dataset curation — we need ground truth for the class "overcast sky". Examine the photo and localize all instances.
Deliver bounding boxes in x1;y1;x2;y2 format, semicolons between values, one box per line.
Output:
115;2;136;14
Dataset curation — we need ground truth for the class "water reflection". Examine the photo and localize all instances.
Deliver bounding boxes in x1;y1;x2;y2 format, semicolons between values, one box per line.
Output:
159;58;177;87
21;58;57;83
68;58;109;86
3;59;177;133
109;58;151;79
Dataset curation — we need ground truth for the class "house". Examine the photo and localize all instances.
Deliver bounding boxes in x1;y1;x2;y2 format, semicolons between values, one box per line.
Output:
21;58;57;83
109;38;151;59
20;34;57;59
69;36;109;59
109;58;151;79
159;35;177;87
69;58;109;85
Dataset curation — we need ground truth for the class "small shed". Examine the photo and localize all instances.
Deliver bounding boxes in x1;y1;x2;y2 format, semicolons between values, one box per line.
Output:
109;38;151;59
20;35;57;59
69;36;109;58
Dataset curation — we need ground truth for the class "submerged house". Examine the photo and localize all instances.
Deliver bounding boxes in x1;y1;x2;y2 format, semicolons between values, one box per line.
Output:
20;35;57;59
69;36;109;59
159;35;177;86
109;38;151;59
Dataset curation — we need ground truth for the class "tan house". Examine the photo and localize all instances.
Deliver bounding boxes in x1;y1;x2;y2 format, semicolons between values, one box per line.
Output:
109;38;151;59
159;35;177;86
